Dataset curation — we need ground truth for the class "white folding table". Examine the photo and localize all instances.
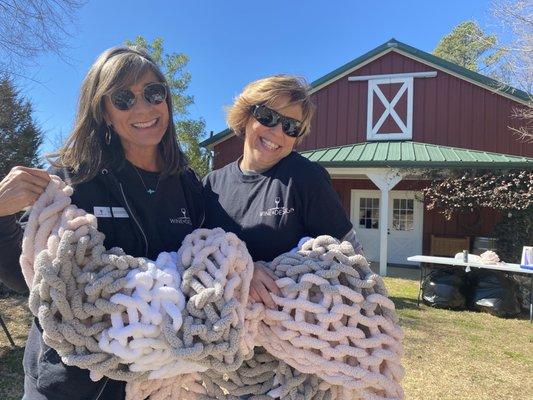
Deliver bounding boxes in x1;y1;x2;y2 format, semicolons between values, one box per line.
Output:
407;255;533;322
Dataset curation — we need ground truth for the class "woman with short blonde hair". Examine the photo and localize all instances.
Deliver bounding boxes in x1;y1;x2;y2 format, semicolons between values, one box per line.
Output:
226;75;314;143
203;74;361;309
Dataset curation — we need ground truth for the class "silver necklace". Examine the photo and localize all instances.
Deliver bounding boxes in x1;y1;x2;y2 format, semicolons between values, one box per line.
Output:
132;165;160;195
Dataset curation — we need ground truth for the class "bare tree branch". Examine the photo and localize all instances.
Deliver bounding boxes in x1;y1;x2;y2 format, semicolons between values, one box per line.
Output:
489;0;533;142
0;0;85;74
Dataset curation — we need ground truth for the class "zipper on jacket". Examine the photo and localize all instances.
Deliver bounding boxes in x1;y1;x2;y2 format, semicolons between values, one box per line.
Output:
93;377;109;400
118;182;149;257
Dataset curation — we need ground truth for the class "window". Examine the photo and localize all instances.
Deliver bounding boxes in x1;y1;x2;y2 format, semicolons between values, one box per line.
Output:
359;198;379;229
393;199;414;231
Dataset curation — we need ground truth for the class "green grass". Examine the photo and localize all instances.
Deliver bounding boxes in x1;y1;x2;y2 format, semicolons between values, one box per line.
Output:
1;279;532;400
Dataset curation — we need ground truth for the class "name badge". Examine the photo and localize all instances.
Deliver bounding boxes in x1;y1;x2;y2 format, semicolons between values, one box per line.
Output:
112;207;129;218
93;206;112;218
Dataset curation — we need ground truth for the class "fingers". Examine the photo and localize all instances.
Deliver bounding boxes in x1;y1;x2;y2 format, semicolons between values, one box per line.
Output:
249;286;260;303
257;265;282;297
11;166;50;179
11;166;50;188
19;180;47;196
256;282;276;309
261;275;281;297
250;265;281;310
262;266;278;281
0;166;50;216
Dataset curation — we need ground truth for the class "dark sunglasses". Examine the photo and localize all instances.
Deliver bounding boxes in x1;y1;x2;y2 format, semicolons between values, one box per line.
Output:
109;82;167;111
250;104;304;138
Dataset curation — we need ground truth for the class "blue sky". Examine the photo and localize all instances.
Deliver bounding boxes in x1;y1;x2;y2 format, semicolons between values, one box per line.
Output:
16;0;498;154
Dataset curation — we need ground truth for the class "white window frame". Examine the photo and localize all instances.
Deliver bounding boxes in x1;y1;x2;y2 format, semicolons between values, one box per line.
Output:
366;76;413;141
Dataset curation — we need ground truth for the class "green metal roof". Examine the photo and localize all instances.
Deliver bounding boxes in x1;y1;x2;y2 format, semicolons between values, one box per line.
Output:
200;38;531;148
299;141;533;168
201;128;232;147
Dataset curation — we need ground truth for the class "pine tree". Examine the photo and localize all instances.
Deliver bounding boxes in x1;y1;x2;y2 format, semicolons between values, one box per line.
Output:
433;21;504;73
0;77;43;177
175;119;211;177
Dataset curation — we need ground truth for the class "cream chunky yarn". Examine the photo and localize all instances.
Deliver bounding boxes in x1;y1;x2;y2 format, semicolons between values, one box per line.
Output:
250;237;404;400
21;177;404;400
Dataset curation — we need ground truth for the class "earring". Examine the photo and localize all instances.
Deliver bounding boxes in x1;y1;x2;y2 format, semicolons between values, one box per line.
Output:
105;124;112;145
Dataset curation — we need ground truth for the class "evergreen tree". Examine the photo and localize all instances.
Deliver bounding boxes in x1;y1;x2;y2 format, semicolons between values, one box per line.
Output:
433;21;504;72
0;77;43;177
175;119;211;178
125;36;210;176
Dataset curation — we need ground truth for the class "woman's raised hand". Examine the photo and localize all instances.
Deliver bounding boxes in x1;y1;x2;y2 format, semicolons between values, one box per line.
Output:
0;166;50;217
249;263;282;309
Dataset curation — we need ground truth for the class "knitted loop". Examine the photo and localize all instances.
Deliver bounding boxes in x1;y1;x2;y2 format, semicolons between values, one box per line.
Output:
199;347;335;400
255;236;405;400
22;178;404;400
171;228;254;371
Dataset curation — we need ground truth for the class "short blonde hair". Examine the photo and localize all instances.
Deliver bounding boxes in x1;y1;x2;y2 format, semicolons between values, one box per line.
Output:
226;75;315;142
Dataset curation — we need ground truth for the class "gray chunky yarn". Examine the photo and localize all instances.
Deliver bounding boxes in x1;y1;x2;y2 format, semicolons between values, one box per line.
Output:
22;178;405;400
199;347;334;400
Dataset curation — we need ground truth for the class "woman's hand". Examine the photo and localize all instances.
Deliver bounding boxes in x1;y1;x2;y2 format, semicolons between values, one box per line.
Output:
249;263;282;309
0;166;50;217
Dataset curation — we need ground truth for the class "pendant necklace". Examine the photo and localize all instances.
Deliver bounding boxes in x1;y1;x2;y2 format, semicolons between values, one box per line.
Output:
132;165;160;195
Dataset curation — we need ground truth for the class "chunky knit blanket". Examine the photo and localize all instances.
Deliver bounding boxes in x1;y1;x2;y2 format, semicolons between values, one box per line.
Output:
21;176;404;400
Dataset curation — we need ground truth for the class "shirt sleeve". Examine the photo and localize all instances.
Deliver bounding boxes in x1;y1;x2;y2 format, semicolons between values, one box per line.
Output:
0;214;28;293
301;166;352;241
342;229;363;255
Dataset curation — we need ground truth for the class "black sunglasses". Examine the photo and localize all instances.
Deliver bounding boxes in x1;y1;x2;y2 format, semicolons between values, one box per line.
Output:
250;104;304;138
109;82;167;111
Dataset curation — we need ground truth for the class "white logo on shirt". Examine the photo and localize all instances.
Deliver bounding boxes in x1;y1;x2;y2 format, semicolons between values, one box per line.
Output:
259;197;294;217
170;208;192;225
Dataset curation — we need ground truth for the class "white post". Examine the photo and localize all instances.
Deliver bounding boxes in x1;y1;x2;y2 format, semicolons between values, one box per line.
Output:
366;169;405;276
379;189;390;276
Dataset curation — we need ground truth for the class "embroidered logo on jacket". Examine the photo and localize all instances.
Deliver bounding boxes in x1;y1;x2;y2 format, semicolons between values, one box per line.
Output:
170;208;192;225
259;197;294;217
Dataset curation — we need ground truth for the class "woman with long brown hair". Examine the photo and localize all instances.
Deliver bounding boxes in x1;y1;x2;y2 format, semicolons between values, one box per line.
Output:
0;46;204;399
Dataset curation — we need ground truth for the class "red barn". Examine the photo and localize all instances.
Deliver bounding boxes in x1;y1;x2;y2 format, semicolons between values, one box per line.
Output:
200;39;532;275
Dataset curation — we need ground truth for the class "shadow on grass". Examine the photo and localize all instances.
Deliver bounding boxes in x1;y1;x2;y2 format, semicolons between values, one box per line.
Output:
0;345;24;371
390;295;419;311
0;345;25;400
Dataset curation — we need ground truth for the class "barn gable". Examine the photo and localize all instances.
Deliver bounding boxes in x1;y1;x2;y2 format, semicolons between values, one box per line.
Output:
201;38;531;164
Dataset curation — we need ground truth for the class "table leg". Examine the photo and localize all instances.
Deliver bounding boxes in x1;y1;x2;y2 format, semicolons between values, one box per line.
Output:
417;263;425;307
0;313;15;347
529;275;533;323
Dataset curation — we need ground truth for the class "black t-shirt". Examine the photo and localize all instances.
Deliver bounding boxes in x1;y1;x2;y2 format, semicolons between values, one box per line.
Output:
203;152;352;261
113;161;197;259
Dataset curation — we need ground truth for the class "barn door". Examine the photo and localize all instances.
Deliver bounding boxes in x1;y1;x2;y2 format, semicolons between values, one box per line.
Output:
367;77;413;141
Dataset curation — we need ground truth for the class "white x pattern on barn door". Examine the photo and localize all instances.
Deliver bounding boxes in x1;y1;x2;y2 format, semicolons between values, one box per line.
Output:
366;77;413;141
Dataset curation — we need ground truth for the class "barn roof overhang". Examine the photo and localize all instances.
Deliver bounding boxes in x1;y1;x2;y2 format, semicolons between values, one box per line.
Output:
300;141;533;170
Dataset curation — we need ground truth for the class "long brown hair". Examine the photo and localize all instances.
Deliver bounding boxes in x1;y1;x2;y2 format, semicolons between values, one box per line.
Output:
50;46;186;183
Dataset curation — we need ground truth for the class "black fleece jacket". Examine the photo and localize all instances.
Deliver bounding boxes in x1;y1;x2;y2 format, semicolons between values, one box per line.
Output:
0;164;204;400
